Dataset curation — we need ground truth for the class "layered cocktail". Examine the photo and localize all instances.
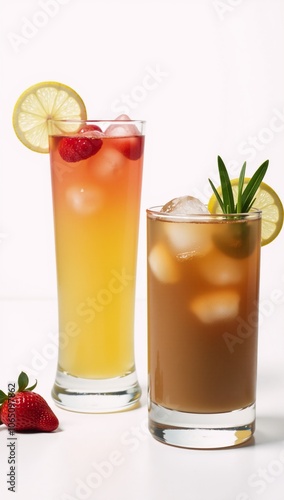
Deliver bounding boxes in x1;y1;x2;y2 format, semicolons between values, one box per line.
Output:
49;119;145;412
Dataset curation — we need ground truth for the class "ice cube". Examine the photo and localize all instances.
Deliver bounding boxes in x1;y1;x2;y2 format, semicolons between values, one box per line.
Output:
189;290;240;323
105;114;140;137
163;222;213;256
200;252;243;285
66;186;103;215
148;243;180;284
161;197;212;256
92;147;124;179
161;196;209;215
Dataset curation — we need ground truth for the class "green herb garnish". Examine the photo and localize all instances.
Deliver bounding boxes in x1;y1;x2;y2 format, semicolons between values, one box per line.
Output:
209;156;269;214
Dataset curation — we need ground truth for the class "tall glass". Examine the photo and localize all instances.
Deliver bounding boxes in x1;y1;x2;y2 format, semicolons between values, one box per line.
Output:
147;208;261;448
48;119;145;412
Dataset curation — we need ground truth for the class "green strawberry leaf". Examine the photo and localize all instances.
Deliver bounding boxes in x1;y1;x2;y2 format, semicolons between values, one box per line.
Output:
18;372;29;392
0;390;8;404
18;371;37;392
26;381;37;392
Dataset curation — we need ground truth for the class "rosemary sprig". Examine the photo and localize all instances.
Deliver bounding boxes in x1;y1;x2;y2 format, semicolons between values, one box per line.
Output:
237;162;246;213
209;156;269;214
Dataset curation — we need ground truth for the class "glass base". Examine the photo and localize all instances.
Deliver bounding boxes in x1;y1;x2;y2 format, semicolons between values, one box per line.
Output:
52;369;141;413
149;402;255;449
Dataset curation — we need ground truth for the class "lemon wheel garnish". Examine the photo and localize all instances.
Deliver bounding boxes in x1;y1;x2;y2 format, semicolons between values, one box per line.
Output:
208;179;283;246
12;81;87;153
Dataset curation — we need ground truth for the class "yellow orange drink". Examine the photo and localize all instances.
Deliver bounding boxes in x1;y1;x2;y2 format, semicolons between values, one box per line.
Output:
49;119;145;412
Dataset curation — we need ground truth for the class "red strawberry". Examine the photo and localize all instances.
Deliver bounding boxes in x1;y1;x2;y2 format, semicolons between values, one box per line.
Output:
0;372;59;432
79;124;102;134
58;126;103;163
114;135;145;161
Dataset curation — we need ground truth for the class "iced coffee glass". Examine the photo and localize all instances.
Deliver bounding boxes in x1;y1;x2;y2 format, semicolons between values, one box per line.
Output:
147;206;261;448
49;119;145;412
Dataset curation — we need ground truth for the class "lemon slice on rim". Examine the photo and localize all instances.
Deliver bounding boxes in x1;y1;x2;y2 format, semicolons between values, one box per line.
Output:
12;81;87;153
208;179;283;246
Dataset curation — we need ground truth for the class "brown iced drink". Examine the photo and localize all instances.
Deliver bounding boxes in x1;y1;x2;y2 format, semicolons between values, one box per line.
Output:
147;206;261;414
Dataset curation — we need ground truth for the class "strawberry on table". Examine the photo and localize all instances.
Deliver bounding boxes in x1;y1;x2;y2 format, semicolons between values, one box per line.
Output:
0;372;59;433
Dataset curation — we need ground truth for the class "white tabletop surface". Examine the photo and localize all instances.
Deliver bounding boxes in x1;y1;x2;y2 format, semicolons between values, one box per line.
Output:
1;298;284;500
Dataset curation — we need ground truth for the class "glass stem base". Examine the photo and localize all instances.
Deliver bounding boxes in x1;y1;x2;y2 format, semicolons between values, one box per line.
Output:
149;402;255;449
52;369;141;413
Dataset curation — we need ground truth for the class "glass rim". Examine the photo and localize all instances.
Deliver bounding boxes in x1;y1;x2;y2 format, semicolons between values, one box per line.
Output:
146;206;262;221
47;118;145;136
47;118;146;125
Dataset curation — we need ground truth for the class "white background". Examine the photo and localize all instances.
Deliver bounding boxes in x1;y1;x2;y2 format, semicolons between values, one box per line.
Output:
0;1;284;499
